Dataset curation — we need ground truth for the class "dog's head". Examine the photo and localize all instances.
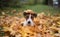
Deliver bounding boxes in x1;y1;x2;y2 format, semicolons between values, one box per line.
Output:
23;10;37;26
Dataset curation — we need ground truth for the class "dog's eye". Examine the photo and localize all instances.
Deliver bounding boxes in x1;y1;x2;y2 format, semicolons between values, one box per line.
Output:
26;16;29;19
31;16;34;19
27;13;30;15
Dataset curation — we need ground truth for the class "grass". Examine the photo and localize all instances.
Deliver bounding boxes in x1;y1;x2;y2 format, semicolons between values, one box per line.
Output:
0;4;60;15
22;5;60;15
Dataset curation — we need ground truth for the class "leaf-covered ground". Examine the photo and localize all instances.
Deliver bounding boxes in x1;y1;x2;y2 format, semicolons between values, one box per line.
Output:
0;12;60;37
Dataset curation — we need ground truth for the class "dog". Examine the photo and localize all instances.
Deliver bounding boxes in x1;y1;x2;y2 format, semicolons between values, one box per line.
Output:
22;10;37;26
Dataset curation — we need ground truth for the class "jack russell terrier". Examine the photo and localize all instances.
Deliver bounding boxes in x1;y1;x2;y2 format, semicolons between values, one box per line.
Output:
22;10;37;26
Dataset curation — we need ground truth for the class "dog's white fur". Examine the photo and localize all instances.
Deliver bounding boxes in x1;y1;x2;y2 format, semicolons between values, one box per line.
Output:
23;14;34;26
22;10;36;26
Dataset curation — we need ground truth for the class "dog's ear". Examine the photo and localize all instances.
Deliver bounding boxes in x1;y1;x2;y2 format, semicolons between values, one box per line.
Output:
23;12;26;16
33;13;37;17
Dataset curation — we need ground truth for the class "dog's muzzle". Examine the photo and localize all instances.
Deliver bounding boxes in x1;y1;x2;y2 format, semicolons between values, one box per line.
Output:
22;17;34;26
28;21;31;24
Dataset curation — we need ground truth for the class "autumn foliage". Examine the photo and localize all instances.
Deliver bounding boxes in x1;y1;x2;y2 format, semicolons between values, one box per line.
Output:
0;12;60;37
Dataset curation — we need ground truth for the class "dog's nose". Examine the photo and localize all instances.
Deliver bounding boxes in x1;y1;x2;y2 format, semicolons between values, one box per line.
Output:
28;21;31;24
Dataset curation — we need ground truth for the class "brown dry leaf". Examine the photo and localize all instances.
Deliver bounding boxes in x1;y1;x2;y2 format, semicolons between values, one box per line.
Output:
0;12;60;37
45;33;53;37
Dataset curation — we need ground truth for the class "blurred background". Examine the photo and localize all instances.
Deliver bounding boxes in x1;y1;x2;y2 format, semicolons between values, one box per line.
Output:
0;0;60;15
